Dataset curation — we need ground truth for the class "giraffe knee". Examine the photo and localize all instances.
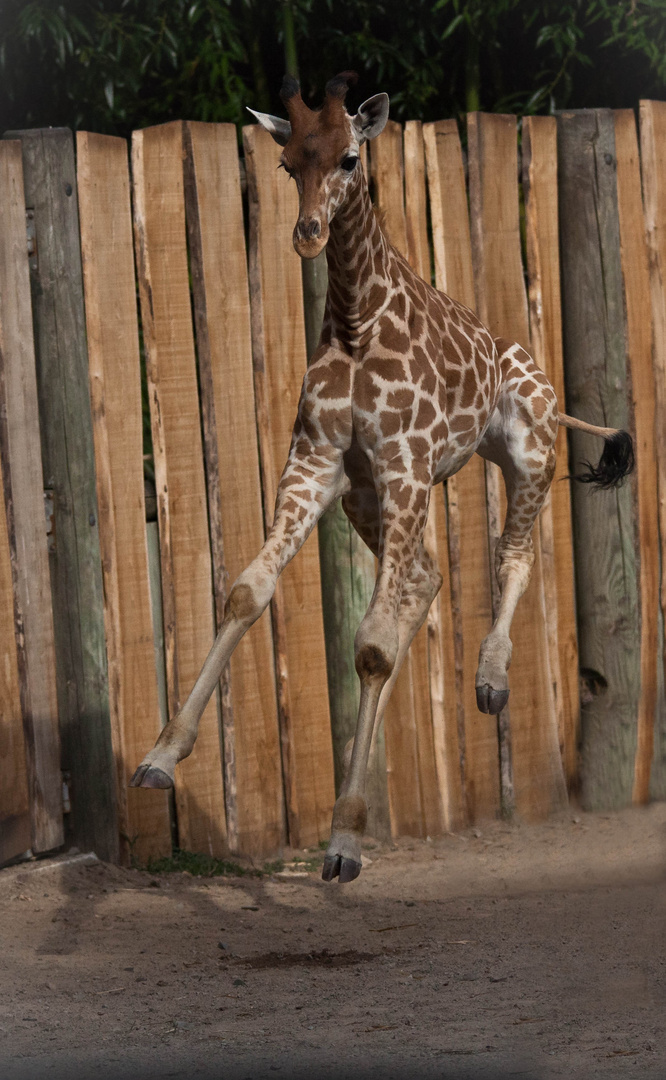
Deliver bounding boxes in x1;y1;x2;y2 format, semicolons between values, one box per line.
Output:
225;575;273;625
354;613;399;681
355;643;394;680
225;583;258;621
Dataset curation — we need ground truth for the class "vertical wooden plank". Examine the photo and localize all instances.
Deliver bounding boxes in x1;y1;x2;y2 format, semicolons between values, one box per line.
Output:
637;100;666;799
404;122;432;283
0;452;31;863
242;123;335;848
614;109;660;803
0;141;63;854
371;121;408;254
4;128;117;860
557;108;641;809
423;119;498;821
132;122;227;856
522;116;580;786
404;120;463;832
183;121;285;856
468;112;566;819
369;121;429;839
77;131;171;864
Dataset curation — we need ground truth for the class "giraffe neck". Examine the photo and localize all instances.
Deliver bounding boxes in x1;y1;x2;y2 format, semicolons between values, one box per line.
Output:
325;166;395;344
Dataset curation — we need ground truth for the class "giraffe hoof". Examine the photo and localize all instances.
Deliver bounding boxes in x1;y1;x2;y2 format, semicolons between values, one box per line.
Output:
129;763;173;789
321;855;362;883
339;858;362;883
322;855;341;881
476;685;510;715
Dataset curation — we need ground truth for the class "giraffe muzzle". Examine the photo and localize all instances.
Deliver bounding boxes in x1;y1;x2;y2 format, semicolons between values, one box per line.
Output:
298;217;322;239
293;217;328;258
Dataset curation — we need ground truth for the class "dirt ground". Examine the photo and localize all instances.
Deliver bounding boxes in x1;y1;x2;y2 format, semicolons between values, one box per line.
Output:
1;803;664;1080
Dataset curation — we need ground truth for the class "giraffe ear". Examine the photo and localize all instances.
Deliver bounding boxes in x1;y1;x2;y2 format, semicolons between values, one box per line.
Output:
246;108;292;146
352;94;390;143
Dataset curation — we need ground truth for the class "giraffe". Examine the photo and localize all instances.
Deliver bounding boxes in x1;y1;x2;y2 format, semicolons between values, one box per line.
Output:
131;73;633;883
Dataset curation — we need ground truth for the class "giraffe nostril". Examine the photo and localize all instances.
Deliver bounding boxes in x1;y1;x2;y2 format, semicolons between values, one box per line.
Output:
299;218;321;240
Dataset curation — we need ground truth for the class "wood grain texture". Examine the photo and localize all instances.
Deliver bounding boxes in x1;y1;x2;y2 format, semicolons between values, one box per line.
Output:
371;121;408;255
557;109;640;810
77;131;171;864
522;116;580;787
183;121;284;856
243;123;335;849
637;100;666;800
423;118;497;822
4;128;117;860
468;111;566;819
0;425;31;864
614;109;660;804
370;121;436;839
404;119;462;833
132;122;227;855
0;140;62;855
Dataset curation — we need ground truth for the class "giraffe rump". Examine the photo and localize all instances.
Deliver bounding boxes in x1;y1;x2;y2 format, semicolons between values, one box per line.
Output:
571;429;635;489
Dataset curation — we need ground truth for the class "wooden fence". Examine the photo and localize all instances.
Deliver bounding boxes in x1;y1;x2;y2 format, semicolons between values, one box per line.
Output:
1;105;665;868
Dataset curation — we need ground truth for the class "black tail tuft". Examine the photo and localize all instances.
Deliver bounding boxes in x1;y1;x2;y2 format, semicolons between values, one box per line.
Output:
571;429;634;489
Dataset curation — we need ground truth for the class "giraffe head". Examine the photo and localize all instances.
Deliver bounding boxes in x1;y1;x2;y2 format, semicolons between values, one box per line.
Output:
248;73;389;258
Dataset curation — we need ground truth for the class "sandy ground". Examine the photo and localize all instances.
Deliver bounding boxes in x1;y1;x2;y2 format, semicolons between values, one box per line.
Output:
1;802;665;1080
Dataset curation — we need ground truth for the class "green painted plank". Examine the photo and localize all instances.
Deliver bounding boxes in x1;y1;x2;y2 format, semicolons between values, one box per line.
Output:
556;109;641;810
4;127;117;860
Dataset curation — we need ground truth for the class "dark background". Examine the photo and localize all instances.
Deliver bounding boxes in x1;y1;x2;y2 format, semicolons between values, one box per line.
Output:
2;0;666;135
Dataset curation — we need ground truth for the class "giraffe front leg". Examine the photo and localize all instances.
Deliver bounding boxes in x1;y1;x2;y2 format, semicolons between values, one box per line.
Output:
323;476;431;882
131;438;347;790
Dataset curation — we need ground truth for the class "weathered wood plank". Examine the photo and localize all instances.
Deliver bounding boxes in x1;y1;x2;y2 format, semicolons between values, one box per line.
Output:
522;116;580;787
0;140;63;855
404;119;461;834
423;118;496;822
614;109;659;804
0;435;31;864
77;131;171;864
371;120;408;254
183;121;284;856
243;123;335;848
369;120;431;838
468;111;566;819
557;108;640;809
637;100;666;799
4;128;117;859
132;121;227;855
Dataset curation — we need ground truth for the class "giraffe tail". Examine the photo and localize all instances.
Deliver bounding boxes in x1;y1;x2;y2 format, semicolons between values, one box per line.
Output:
557;412;634;489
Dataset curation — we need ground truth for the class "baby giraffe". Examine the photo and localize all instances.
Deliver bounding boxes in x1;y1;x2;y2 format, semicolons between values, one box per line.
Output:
131;73;633;882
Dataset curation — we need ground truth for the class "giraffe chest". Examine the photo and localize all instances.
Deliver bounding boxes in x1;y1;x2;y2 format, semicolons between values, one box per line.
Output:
349;310;499;483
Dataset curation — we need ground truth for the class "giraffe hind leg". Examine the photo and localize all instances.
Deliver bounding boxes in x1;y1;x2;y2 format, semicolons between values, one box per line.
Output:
475;340;558;714
323;475;438;882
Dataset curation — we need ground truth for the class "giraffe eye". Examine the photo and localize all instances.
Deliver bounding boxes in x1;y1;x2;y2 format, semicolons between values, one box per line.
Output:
341;155;358;172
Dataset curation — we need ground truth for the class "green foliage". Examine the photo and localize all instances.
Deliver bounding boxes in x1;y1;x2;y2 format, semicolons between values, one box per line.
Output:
140;847;326;875
143;847;262;876
2;0;666;135
142;846;287;877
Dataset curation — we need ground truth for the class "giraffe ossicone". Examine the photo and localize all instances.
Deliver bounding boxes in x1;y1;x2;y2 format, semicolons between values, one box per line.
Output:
131;74;634;884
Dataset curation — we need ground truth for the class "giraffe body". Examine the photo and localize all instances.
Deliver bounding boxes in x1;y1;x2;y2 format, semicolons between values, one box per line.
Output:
131;74;632;884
